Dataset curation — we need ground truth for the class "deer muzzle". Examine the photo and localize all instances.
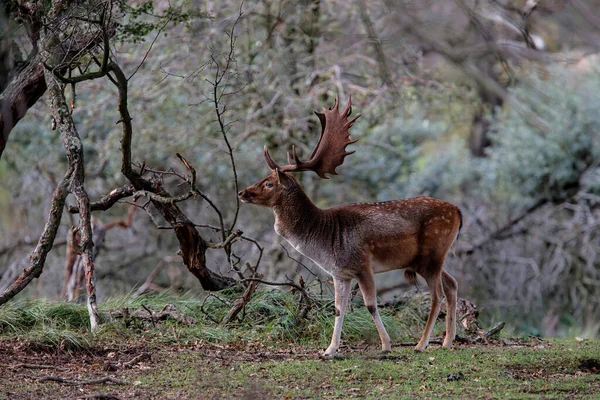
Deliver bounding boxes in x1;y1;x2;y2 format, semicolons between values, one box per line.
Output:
238;188;252;203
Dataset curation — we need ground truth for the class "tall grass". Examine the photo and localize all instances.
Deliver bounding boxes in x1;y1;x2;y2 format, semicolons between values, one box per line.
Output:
0;288;430;351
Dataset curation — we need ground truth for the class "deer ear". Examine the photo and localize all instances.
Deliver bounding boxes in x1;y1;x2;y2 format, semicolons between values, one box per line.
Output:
275;169;293;188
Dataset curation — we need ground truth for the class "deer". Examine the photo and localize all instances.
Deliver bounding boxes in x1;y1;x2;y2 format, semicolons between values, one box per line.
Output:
238;96;463;358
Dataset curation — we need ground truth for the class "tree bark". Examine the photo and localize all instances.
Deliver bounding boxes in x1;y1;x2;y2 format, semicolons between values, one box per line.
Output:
0;58;46;158
110;63;236;291
0;175;70;306
42;68;100;329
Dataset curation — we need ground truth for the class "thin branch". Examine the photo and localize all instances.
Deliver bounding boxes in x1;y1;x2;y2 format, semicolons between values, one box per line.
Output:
208;3;244;237
279;244;318;279
38;376;127;386
104;352;151;371
44;25;112;85
128;15;173;81
458;198;547;255
193;223;264;269
207;230;243;249
69;184;136;213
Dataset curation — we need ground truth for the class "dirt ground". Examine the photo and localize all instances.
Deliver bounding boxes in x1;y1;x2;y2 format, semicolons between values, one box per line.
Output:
1;338;599;399
0;339;323;399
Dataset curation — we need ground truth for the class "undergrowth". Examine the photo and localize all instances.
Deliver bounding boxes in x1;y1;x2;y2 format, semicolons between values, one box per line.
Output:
0;288;429;351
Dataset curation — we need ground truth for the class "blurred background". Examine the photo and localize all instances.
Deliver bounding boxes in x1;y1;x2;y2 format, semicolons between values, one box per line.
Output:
1;0;599;338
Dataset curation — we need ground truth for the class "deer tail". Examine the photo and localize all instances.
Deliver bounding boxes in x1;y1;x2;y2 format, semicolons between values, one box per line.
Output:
404;270;418;287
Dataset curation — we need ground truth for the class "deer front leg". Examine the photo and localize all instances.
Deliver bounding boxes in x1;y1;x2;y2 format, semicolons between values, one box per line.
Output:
357;272;391;353
415;272;443;352
322;278;352;358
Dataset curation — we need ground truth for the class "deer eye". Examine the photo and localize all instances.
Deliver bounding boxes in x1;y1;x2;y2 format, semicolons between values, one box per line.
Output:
265;182;273;188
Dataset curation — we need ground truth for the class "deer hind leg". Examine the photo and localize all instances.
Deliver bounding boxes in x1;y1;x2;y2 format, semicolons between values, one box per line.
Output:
441;270;458;348
357;272;392;353
323;278;352;358
415;270;443;352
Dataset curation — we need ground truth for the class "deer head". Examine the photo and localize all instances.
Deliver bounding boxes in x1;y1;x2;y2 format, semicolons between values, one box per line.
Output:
238;96;360;206
238;169;299;208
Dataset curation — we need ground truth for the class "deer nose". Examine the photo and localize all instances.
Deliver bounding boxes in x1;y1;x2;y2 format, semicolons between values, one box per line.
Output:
238;189;246;197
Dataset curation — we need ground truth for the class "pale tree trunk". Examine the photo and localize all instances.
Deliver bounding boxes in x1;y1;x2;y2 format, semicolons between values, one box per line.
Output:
42;71;100;329
36;0;100;329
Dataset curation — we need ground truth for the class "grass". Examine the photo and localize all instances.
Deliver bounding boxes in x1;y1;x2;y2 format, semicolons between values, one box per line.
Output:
0;289;426;349
0;291;599;399
114;339;598;399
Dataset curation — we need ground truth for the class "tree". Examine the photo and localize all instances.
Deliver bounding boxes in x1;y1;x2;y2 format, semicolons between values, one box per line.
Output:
0;0;253;329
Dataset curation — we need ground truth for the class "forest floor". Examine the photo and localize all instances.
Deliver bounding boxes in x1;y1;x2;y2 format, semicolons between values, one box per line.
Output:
1;337;599;399
0;294;599;399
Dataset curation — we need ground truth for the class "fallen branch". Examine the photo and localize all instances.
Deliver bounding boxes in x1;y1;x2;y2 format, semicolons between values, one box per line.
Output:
103;352;152;372
2;363;65;370
397;339;443;347
141;304;157;328
39;376;127;385
484;321;506;338
135;256;178;296
222;272;263;324
78;394;122;400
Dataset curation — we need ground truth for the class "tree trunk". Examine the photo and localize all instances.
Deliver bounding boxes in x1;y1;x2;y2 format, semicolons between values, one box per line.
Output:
0;58;46;158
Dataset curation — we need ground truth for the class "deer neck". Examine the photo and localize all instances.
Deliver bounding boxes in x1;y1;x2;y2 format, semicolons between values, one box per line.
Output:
272;187;322;239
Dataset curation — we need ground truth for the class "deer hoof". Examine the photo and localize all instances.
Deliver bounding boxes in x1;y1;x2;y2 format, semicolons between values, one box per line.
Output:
320;352;335;360
414;342;427;352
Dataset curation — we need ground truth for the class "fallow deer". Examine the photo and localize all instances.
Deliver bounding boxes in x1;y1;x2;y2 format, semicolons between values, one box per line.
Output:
238;96;462;358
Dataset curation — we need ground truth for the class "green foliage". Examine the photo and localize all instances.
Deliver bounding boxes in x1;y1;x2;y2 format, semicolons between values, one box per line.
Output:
482;68;600;205
115;1;207;44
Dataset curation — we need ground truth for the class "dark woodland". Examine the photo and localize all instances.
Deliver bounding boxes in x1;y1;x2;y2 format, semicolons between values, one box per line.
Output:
1;0;600;341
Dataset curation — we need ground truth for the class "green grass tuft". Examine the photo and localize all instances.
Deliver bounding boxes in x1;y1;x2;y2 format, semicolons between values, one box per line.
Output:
0;289;442;351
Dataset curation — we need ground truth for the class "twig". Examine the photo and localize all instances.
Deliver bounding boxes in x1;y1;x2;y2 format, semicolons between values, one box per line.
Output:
78;394;122;400
397;339;443;347
124;352;152;367
128;15;173;81
279;243;323;294
206;3;244;237
484;321;506;338
194;224;264;261
39;376;127;385
207;230;243;249
199;293;226;323
3;363;65;370
222;273;263;324
69;185;136;213
103;352;152;372
135;256;176;296
141;304;156;328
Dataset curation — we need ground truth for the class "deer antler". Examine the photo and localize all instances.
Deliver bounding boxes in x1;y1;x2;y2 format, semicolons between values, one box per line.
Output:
264;96;360;179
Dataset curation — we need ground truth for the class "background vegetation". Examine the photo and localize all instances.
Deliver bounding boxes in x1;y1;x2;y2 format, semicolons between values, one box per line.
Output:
1;0;599;339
